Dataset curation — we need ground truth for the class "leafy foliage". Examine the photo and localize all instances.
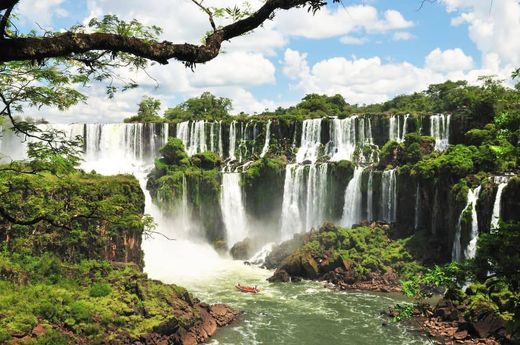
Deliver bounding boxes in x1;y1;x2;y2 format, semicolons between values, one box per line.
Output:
124;96;164;123
164;92;232;121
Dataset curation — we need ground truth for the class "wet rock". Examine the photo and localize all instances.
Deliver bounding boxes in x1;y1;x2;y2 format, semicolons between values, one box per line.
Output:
435;299;462;322
230;238;253;260
267;269;291;282
469;309;506;339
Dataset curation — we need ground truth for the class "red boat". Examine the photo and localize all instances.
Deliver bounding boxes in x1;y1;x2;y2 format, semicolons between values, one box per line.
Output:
235;283;260;293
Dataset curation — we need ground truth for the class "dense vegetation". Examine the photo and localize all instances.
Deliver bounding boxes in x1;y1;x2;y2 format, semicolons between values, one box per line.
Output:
0;253;196;344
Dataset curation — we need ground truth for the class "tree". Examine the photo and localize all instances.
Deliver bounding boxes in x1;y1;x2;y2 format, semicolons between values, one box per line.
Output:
124;96;163;123
0;0;337;67
164;92;232;121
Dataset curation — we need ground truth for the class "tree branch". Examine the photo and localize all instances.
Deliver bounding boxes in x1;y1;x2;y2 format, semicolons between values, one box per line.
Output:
0;3;14;38
0;0;315;65
191;0;217;32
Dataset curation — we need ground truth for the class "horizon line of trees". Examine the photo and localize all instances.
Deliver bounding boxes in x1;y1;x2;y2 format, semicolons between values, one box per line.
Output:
124;75;520;124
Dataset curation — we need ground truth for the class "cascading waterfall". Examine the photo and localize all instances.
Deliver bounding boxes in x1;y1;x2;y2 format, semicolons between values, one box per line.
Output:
366;170;374;221
430;114;451;151
220;173;249;246
401;114;409;140
452;186;481;261
229;121;237;161
389;116;401;143
296;119;322;163
341;167;364;227
381;169;397;223
260;120;271;158
218;121;224;158
175;121;207;156
389;115;409;143
280;163;328;240
491;176;508;230
463;186;482;260
414;183;420;230
304;164;329;232
280;164;305;240
329;117;357;161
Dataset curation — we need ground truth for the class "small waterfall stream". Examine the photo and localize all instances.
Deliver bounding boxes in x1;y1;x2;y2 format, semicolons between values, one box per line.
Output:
220;173;249;246
491;177;508;230
260;120;271;158
341;167;364;227
381;169;397;223
430;114;451;151
452;186;481;261
296;119;322;163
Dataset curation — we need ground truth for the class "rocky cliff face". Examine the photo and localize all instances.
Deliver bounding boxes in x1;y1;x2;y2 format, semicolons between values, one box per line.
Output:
0;174;146;267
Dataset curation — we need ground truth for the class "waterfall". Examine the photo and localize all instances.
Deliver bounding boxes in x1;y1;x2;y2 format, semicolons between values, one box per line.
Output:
175;121;207;156
329;117;357;161
430;114;451;151
218;121;224;158
260;120;271;158
296;119;322;163
341;167;363;227
229;121;237;161
220;173;249;246
304;164;329;232
402;114;409;140
491;176;508;230
381;169;397;223
280;164;305;240
389;115;408;143
280;163;328;240
414;183;420;230
463;186;482;259
366;170;373;221
210;122;215;153
452;186;481;261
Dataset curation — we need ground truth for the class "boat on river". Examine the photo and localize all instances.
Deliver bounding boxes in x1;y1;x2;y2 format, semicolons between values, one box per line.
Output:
235;283;260;293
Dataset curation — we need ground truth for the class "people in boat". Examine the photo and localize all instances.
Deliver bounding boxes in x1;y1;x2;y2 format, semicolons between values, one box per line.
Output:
235;283;260;293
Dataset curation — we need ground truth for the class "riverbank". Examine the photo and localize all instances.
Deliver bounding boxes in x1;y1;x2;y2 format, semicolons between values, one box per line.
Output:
0;253;239;345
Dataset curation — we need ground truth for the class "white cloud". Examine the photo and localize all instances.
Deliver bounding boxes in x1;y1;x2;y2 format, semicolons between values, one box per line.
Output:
281;47;510;105
18;0;67;27
442;0;520;68
425;48;474;72
392;31;414;41
282;49;310;81
340;35;368;45
275;5;413;39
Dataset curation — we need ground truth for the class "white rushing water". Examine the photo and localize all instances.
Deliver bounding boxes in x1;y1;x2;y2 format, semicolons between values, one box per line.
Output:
414;183;420;230
430;114;451;151
366;170;373;222
341;167;363;227
260;120;271;158
296;119;322;163
329;117;357;161
229;120;237;161
280;163;329;240
381;169;397;223
452;186;481;262
220;173;249;247
176;120;207;156
389;115;409;143
490;176;508;231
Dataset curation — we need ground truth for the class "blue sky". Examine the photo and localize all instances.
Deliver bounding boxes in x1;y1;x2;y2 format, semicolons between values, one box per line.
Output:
14;0;520;122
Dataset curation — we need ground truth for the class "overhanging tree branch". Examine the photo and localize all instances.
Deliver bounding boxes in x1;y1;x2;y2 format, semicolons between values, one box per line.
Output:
0;0;323;65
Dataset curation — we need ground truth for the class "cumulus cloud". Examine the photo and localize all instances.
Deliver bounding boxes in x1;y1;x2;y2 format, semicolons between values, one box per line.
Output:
276;5;413;39
442;0;520;68
281;47;509;105
392;31;414;41
425;48;474;72
18;0;68;27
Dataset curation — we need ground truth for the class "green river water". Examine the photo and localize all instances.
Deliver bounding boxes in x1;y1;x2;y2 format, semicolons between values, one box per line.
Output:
144;238;430;345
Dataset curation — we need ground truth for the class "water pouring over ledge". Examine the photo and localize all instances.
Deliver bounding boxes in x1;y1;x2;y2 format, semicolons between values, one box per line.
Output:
0;122;429;345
